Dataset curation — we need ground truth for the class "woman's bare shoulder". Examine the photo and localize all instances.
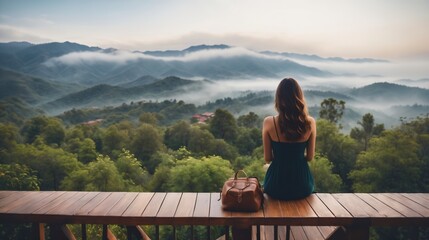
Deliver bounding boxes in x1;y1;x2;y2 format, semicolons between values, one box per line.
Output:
307;116;316;123
263;116;275;127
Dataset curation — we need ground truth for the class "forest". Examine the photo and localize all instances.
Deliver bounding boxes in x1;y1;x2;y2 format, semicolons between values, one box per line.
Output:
1;97;428;239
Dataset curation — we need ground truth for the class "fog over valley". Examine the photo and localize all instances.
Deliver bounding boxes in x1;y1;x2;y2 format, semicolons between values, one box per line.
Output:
0;41;428;130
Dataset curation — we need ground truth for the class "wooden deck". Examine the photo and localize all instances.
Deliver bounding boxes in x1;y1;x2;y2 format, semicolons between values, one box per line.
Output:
0;191;428;239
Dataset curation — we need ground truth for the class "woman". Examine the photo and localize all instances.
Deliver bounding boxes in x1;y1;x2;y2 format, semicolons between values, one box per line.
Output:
232;78;316;240
263;77;316;200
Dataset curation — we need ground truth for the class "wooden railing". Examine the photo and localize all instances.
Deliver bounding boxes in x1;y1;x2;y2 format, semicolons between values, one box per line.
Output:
0;191;428;240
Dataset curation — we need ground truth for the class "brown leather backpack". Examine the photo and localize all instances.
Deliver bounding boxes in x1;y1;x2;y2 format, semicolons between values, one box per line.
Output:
220;170;264;212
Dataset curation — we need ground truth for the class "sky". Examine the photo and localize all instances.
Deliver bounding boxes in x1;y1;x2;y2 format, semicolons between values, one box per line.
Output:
1;0;429;59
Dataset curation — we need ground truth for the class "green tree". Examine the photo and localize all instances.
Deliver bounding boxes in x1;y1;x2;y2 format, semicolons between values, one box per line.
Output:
0;123;19;162
164;120;192;150
209;109;238;143
116;149;149;191
316;119;359;190
187;126;216;154
0;164;39;190
350;130;422;192
235;127;261;155
350;113;384;150
139;112;159;125
101;124;128;156
130;123;165;162
237;112;260;128
61;169;90;191
319;98;345;126
0;123;19;150
167;156;234;192
9;143;82;190
86;155;125;191
21;116;65;145
209;139;239;161
309;155;343;193
77;138;98;163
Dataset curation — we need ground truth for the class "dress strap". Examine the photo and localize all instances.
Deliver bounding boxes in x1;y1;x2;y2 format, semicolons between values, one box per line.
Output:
273;116;280;141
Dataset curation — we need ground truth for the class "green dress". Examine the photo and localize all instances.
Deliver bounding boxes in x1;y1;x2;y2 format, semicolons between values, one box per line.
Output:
263;117;314;200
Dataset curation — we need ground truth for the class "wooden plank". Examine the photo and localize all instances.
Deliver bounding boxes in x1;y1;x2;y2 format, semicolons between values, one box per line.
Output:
355;193;403;217
263;194;282;218
122;192;154;217
305;194;334;218
277;225;288;240
88;192;127;216
231;207;264;227
5;191;59;213
262;225;275;240
316;193;352;218
332;194;377;218
32;192;79;214
193;192;210;225
355;193;405;226
302;226;324;240
371;194;422;217
142;192;166;217
50;192;99;215
156;192;181;224
106;192;139;216
209;192;232;225
75;192;112;215
279;200;301;217
291;226;307;240
317;226;337;239
0;191;41;211
174;192;196;225
294;198;318;218
418;193;429;201
402;193;429;210
386;193;429;216
0;191;16;199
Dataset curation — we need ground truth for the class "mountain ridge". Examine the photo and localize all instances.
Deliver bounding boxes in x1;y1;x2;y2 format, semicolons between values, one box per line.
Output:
0;41;335;85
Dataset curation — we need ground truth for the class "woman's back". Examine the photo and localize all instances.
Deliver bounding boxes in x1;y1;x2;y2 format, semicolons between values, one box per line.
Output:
263;116;314;200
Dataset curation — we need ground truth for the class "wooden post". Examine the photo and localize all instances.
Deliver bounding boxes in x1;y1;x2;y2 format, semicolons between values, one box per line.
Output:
155;225;160;240
81;224;87;240
102;225;108;240
274;225;278;240
32;223;45;240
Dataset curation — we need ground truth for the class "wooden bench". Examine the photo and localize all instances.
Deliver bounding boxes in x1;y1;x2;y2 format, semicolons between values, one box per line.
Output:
0;191;428;240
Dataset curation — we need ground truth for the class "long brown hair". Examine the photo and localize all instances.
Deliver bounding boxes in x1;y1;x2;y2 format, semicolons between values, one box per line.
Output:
275;78;310;140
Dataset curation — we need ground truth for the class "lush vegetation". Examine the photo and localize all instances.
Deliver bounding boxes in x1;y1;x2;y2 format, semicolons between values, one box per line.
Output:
1;98;428;239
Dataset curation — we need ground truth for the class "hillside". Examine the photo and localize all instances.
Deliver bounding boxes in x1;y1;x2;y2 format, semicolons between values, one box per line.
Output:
0;41;331;85
0;68;82;104
348;82;429;105
42;76;211;114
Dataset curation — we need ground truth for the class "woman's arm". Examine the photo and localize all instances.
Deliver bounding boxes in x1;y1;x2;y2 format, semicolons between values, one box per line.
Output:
262;117;273;164
306;117;317;161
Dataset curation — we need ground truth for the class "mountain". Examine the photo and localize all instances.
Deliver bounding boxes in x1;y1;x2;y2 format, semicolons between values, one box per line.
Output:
0;97;44;125
262;51;388;63
0;41;331;85
42;76;211;113
348;82;429;105
142;44;230;57
0;68;82;105
119;75;158;88
0;41;34;54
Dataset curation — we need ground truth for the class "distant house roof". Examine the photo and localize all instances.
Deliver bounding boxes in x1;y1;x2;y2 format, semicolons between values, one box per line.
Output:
82;119;103;126
192;112;214;124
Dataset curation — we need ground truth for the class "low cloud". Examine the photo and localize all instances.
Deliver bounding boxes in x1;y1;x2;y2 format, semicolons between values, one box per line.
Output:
44;47;284;66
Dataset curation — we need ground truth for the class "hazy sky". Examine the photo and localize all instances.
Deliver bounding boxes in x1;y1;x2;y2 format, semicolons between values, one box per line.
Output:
1;0;429;59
